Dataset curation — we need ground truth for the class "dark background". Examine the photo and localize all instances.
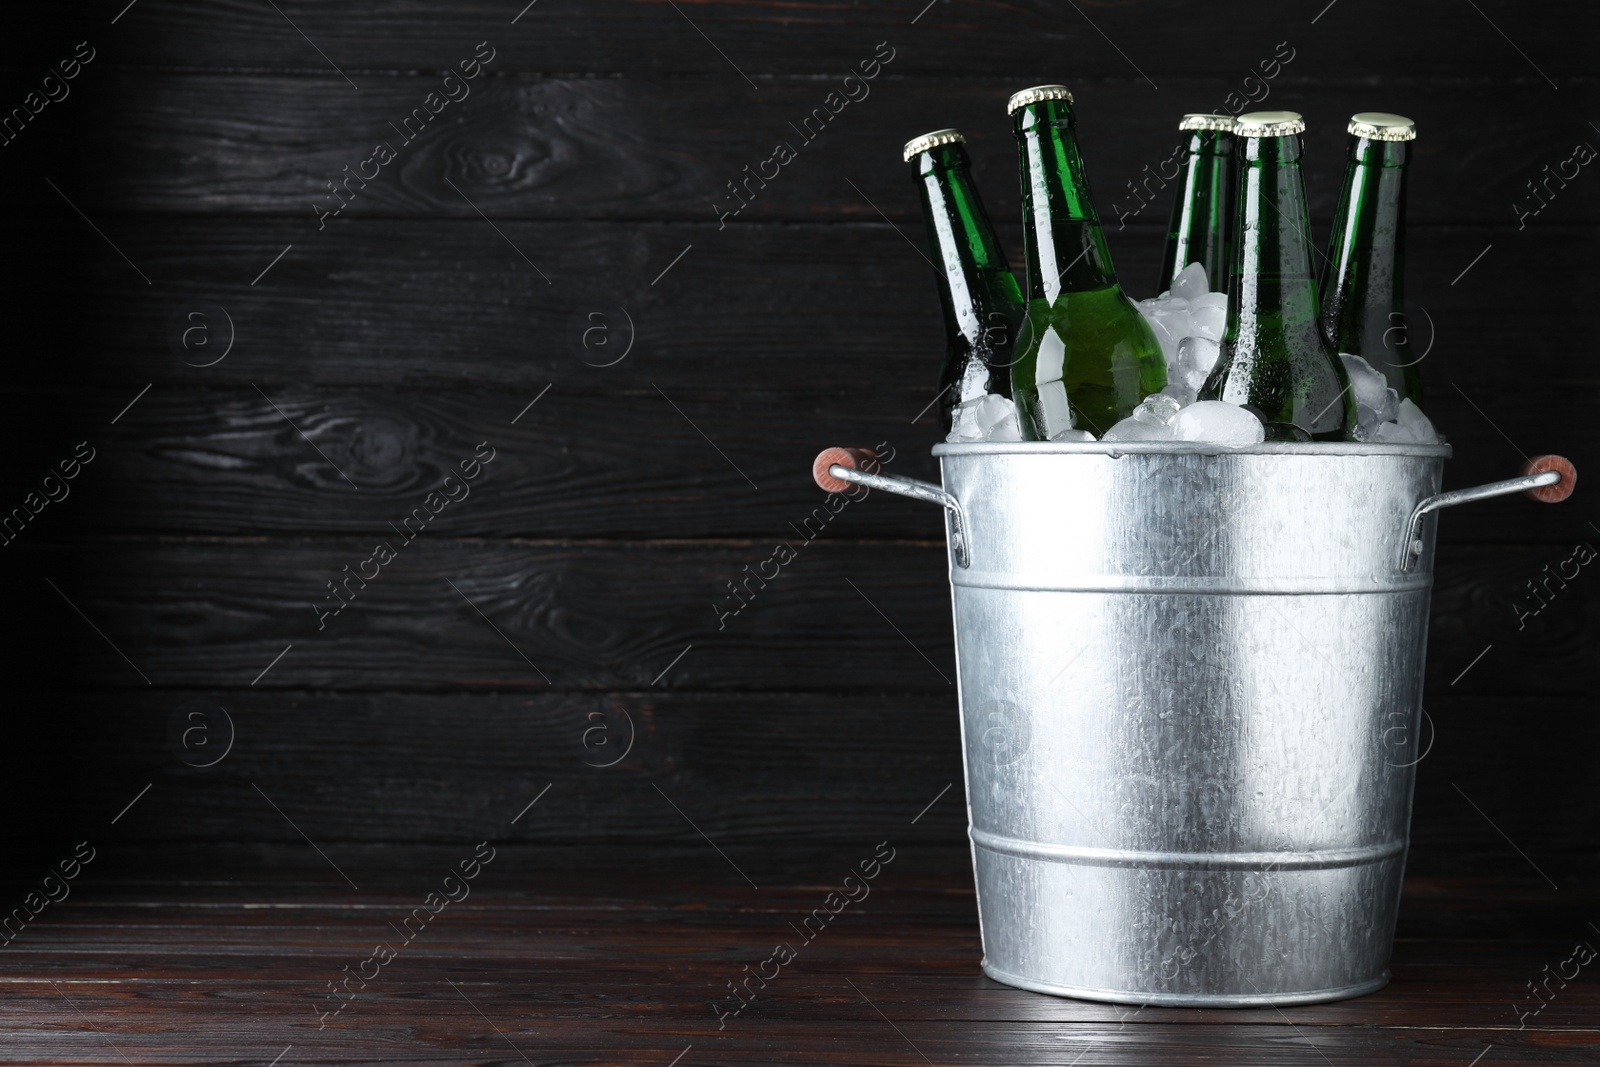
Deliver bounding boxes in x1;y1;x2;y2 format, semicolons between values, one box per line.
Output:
1;0;1595;888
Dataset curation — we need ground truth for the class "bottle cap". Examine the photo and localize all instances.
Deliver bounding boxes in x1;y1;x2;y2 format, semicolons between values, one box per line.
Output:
902;128;965;162
1007;85;1074;115
1234;110;1305;137
1178;113;1236;132
1348;112;1416;141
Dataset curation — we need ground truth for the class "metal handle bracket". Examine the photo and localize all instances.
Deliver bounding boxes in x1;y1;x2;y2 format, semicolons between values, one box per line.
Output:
826;464;971;569
1400;470;1560;571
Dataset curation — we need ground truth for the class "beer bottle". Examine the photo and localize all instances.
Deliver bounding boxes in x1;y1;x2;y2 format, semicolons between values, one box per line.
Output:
1157;113;1237;296
905;129;1026;433
1200;111;1353;441
1007;86;1165;439
1319;112;1421;407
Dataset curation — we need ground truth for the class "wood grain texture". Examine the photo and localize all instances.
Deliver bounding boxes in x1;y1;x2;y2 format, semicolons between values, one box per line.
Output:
17;688;1595;879
0;855;1595;1065
10;220;1597;393
8;541;1595;695
23;0;1594;80
16;73;1598;227
5;0;1596;877
1;384;1585;543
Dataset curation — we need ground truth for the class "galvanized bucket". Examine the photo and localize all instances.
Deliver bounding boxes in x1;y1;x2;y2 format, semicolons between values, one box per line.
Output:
815;442;1572;1006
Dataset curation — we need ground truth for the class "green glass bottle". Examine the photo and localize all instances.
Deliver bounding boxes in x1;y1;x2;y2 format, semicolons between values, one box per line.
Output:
1157;113;1237;295
1319;112;1421;407
1200;110;1353;441
1007;86;1165;440
905;128;1026;433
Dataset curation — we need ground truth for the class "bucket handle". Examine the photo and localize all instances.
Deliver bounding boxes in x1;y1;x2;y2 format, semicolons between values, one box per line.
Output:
1400;454;1576;571
813;447;970;567
812;448;1576;576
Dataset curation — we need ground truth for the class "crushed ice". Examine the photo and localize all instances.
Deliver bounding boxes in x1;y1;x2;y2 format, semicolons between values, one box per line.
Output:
944;264;1440;445
1339;353;1439;443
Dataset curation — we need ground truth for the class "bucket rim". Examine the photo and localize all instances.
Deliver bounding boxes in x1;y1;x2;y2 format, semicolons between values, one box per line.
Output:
933;441;1453;458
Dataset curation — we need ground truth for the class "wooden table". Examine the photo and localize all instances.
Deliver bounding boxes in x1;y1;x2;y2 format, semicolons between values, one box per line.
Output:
3;846;1596;1065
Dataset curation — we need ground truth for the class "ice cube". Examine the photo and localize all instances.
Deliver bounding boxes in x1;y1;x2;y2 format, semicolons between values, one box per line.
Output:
972;394;1013;433
1338;353;1400;441
1371;398;1438;444
1397;398;1439;443
1372;383;1403;425
1170;262;1209;301
1170;400;1265;445
1137;296;1190;363
987;410;1024;441
946;396;980;442
1102;416;1173;442
974;394;1024;442
1102;393;1182;442
1048;428;1096;442
1161;382;1199;407
947;394;1026;442
1188;293;1227;342
1371;420;1418;444
1136;392;1182;424
1171;335;1221;397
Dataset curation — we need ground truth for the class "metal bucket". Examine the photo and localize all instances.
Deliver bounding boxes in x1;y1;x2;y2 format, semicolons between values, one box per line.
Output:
815;442;1572;1006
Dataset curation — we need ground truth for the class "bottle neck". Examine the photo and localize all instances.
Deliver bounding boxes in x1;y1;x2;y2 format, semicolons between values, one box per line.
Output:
914;143;1016;348
1014;99;1118;303
1228;134;1322;337
1160;129;1235;293
1320;137;1410;345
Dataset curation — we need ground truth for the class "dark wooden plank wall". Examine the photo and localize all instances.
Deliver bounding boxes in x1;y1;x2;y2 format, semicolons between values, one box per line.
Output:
2;1;1596;878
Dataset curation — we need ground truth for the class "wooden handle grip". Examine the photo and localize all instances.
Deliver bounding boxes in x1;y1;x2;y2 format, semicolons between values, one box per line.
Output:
812;447;880;493
1520;454;1577;503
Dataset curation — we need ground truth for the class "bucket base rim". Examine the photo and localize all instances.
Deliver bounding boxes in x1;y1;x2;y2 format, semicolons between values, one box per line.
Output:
980;961;1391;1007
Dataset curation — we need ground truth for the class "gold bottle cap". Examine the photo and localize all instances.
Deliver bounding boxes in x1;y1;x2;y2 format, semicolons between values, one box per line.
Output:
1179;113;1236;132
1007;85;1074;115
1234;110;1306;137
1348;112;1416;141
902;128;965;162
